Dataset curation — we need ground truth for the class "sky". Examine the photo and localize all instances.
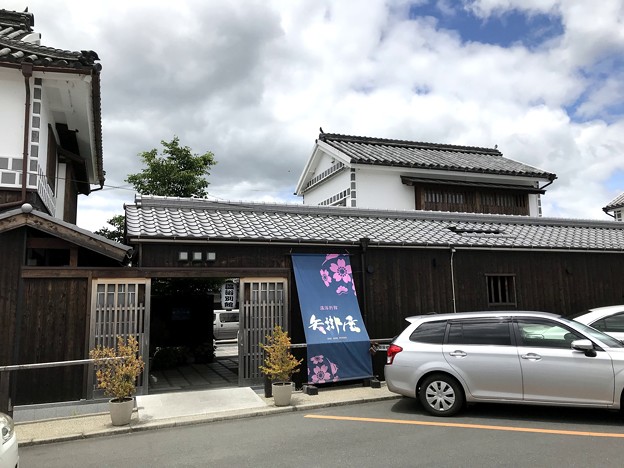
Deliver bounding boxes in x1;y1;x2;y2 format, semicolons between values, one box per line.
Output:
5;0;624;231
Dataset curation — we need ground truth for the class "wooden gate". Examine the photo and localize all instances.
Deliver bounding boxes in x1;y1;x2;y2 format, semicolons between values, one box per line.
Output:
88;279;151;397
238;278;287;386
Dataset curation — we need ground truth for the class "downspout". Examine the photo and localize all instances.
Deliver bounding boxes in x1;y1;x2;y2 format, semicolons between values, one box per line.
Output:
0;63;33;210
538;178;556;191
450;246;457;313
602;207;616;220
359;237;369;322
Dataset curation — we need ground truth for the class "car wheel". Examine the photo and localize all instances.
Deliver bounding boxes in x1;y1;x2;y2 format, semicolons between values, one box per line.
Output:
419;374;464;416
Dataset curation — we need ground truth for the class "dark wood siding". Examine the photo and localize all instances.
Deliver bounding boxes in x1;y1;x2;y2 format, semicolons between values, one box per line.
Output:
0;229;22;365
414;184;530;216
0;190;48;214
453;250;624;316
362;248;454;339
138;242;624;343
14;277;89;404
62;163;79;224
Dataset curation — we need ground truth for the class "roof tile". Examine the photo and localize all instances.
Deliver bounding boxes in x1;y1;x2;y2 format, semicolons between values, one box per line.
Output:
125;195;624;252
318;132;556;180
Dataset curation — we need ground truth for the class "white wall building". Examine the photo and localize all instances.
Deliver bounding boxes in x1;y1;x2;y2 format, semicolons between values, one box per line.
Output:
296;131;557;218
0;9;104;223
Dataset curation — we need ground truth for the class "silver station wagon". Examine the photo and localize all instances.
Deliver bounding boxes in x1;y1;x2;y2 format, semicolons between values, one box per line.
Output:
385;311;624;416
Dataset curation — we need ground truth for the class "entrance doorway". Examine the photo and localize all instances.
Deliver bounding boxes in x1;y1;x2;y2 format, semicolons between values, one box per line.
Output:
238;278;288;386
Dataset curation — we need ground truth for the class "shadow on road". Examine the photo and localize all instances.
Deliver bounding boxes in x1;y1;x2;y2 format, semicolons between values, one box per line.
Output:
389;396;624;428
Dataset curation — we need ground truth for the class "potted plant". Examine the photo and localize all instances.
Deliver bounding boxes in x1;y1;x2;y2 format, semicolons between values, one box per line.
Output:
89;335;145;426
259;325;302;406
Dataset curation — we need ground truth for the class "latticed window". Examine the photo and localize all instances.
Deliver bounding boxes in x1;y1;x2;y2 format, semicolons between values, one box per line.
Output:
486;275;516;306
424;189;466;205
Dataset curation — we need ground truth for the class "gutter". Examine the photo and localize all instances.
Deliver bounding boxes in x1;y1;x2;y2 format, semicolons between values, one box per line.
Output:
0;62;32;210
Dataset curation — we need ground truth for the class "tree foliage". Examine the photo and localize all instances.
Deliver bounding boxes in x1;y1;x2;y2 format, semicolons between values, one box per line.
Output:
89;335;145;401
259;325;302;382
94;214;126;243
94;137;216;242
125;136;216;198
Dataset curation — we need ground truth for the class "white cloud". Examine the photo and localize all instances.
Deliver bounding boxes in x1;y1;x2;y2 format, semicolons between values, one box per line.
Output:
4;0;623;231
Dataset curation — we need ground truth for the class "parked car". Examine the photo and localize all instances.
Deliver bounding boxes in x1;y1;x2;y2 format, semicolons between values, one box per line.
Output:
0;411;18;468
572;305;624;341
385;311;624;417
213;310;239;341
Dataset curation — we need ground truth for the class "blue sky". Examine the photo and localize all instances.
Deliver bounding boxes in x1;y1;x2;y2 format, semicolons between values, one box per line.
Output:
409;3;564;49
5;0;624;229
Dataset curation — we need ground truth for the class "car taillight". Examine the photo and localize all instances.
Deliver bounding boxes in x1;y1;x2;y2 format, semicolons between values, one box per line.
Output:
386;344;403;365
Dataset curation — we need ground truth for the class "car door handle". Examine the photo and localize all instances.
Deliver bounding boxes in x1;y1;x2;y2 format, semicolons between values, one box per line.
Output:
521;353;542;361
449;350;467;357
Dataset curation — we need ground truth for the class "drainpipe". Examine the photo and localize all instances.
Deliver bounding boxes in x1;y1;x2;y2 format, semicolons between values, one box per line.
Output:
538;178;556;191
0;63;33;210
602;207;616;220
359;237;370;322
450;247;457;313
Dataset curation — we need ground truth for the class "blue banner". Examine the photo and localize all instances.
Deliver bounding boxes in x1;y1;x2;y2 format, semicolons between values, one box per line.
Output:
292;254;373;384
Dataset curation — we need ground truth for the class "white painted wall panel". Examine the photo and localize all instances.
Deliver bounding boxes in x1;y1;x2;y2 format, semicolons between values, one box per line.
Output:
303;170;350;205
0;71;25;158
354;167;414;210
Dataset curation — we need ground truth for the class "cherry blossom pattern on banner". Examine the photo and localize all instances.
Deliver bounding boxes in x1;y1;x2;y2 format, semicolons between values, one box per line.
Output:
319;254;357;296
308;354;340;383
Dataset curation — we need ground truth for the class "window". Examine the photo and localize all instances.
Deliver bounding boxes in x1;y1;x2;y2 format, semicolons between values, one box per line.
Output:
486;275;516;306
409;321;447;344
424;188;467;205
516;319;582;348
592;314;624;334
447;320;512;346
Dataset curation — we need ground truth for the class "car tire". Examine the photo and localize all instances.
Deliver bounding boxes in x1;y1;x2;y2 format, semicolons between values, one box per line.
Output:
418;373;464;417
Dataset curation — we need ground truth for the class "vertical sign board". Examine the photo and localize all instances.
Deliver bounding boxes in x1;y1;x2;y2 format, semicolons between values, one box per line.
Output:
292;254;372;384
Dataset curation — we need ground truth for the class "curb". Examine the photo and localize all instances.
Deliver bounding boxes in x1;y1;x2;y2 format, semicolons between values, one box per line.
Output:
18;393;400;447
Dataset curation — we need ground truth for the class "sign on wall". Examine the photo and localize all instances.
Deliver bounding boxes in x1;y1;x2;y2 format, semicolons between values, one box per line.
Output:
292;254;372;384
221;280;238;310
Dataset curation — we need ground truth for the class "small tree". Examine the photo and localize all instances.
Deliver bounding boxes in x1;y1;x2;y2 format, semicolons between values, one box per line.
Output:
125;136;216;198
94;136;216;243
259;325;302;382
89;335;145;401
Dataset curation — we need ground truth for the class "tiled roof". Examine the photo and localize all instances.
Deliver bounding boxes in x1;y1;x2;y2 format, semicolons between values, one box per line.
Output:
318;132;557;181
0;9;100;70
604;192;624;212
125;195;624;252
0;204;132;263
0;9;104;187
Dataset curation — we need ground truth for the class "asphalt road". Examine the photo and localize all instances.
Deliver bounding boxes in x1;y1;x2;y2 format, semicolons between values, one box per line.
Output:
20;399;624;467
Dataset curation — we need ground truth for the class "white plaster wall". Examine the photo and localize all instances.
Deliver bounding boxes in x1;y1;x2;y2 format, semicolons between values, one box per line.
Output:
0;70;25;158
354;167;414;210
302;170;350;205
528;194;539;217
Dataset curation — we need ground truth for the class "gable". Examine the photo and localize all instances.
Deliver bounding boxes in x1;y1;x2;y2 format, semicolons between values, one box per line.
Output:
0;204;132;263
296;131;557;196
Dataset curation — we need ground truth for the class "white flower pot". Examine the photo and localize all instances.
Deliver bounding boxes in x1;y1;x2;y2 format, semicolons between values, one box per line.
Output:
109;398;134;426
272;382;294;406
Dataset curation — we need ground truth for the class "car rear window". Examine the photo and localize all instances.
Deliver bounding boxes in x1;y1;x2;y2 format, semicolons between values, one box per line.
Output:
409;320;447;344
220;313;239;323
448;320;512;346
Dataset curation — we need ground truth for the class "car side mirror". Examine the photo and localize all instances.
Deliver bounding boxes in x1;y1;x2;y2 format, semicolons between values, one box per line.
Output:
571;339;597;357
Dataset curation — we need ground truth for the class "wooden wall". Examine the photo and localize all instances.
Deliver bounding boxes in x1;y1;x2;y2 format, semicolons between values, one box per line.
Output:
139;242;624;345
13;277;89;404
0;229;22;365
0;190;48;213
453;250;624;316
